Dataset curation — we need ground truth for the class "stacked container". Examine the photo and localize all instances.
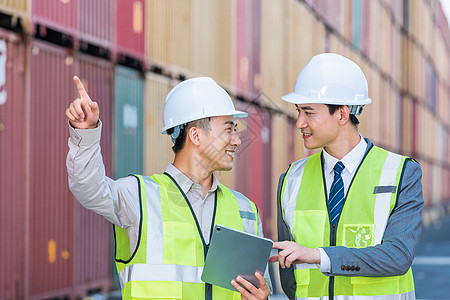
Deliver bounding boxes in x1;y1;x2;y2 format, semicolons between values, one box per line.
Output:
27;40;114;299
114;66;144;179
0;28;26;300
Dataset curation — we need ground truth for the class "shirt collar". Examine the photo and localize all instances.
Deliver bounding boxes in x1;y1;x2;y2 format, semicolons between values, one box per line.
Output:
322;134;367;175
164;163;221;195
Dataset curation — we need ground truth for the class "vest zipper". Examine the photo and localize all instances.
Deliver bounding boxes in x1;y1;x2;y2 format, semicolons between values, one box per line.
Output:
163;173;217;300
329;223;337;300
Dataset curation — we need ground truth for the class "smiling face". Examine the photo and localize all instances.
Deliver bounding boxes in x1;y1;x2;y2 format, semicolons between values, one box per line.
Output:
295;103;341;150
198;115;241;171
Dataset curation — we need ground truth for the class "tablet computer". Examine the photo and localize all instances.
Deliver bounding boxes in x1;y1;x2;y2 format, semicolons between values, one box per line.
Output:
201;224;273;291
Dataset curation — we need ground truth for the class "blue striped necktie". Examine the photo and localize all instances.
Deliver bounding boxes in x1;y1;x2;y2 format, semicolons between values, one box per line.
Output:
329;161;345;224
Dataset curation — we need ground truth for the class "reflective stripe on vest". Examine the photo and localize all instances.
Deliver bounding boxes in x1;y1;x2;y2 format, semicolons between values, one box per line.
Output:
281;146;415;299
114;173;258;299
294;290;416;300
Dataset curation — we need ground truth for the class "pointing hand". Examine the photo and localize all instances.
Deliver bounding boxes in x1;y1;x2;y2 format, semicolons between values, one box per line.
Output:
65;76;99;129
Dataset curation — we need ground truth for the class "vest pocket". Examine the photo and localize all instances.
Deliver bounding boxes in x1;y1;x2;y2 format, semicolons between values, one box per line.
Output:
351;276;400;295
294;210;326;248
294;268;310;297
163;222;197;265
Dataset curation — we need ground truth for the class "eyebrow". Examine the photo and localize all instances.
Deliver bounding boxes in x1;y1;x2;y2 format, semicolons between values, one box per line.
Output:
224;120;238;127
296;104;315;111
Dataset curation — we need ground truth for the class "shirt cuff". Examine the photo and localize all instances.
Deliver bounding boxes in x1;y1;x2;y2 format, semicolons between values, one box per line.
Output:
317;248;331;274
68;120;102;147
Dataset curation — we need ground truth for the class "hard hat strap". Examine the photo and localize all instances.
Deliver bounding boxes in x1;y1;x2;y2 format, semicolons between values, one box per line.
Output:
170;124;185;144
349;105;364;116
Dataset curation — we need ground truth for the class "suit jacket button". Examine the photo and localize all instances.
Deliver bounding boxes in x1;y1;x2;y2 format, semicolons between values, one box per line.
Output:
346;265;351;271
341;265;346;271
351;266;356;271
356;266;360;271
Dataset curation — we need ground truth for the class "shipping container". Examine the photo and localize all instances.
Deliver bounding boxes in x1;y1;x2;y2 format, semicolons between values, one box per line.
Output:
77;0;115;49
143;72;174;175
27;40;114;299
32;0;77;36
270;114;290;240
0;28;26;300
235;0;261;98
193;0;233;88
261;0;294;116
234;104;273;238
146;0;193;72
0;0;29;31
28;40;75;298
360;0;371;57
114;65;144;179
116;0;145;62
74;53;114;295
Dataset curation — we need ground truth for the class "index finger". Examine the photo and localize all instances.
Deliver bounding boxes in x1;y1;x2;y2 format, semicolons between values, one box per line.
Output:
272;241;289;249
73;76;89;99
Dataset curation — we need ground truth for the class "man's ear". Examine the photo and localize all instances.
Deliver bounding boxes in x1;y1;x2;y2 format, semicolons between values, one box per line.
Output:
338;106;350;125
187;126;201;147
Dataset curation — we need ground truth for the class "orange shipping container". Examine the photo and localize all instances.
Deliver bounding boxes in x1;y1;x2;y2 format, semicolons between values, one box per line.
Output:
143;73;174;175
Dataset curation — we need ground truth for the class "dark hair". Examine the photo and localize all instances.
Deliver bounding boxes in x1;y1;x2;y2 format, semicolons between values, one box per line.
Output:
168;117;211;153
326;104;360;127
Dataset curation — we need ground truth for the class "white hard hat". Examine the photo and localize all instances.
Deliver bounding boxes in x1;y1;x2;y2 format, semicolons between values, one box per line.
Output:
161;77;247;134
282;53;371;115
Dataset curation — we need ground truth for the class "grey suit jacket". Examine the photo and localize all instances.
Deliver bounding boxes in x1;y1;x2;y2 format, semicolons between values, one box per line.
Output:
277;140;424;299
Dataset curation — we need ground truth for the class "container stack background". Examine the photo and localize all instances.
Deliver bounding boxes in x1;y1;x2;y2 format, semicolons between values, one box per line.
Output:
0;0;449;299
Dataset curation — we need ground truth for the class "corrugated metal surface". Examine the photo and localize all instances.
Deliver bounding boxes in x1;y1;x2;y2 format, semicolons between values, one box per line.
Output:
261;0;293;116
114;65;144;179
74;54;113;294
146;0;193;71
0;28;26;300
146;0;233;87
235;0;261;98
116;0;145;61
234;105;273;238
0;0;29;28
77;0;114;48
143;73;173;175
270;114;290;240
27;41;115;298
193;0;233;87
28;40;75;298
32;0;77;36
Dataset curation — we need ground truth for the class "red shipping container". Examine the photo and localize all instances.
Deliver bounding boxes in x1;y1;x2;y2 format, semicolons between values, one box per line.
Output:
116;0;145;62
28;40;75;298
27;40;113;299
78;0;115;49
235;0;261;98
32;0;77;36
73;53;114;295
0;28;27;300
234;105;273;239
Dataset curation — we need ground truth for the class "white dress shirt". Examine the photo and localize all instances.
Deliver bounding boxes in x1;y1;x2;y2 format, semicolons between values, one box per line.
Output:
318;135;367;273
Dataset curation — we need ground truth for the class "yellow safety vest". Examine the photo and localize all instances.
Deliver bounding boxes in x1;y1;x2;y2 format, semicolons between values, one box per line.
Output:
281;146;415;300
114;173;259;300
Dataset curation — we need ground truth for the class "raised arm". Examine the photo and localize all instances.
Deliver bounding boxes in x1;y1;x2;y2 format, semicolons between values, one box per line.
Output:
65;76;140;231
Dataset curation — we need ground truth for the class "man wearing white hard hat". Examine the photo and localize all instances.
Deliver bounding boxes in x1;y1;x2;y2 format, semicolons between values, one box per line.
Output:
269;53;423;299
65;76;271;299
